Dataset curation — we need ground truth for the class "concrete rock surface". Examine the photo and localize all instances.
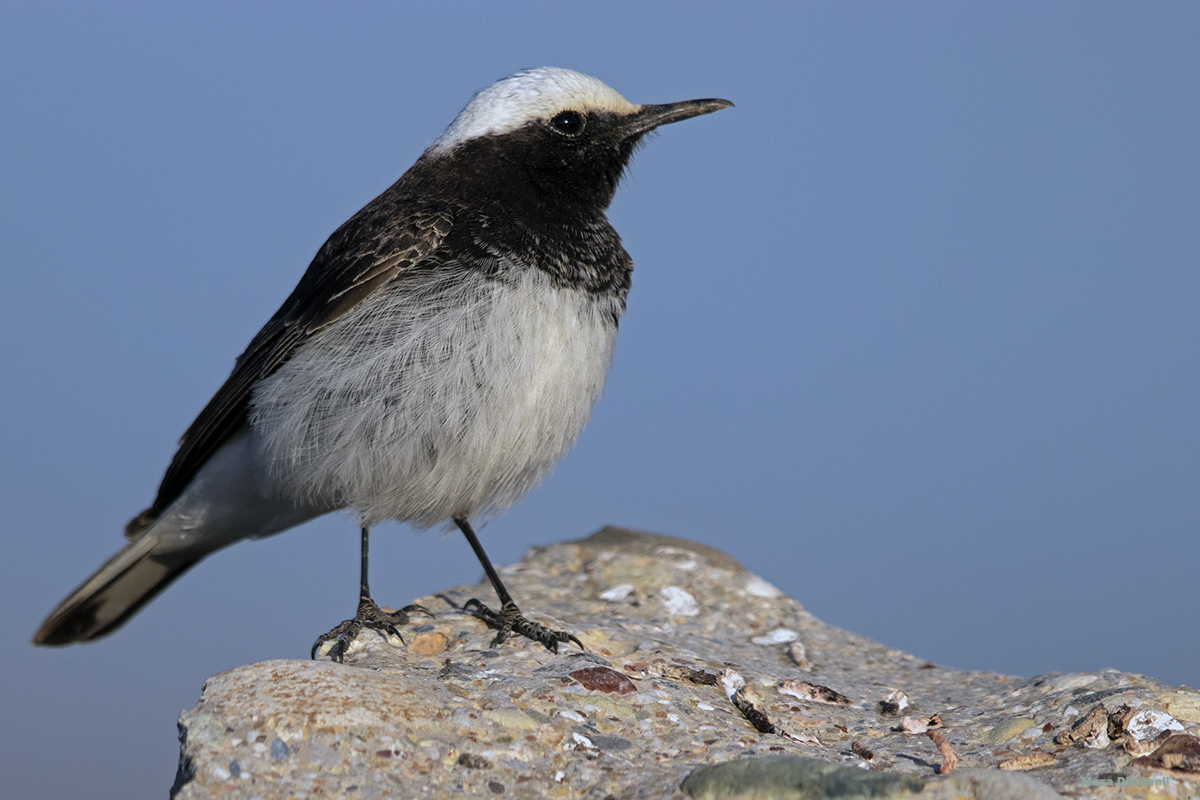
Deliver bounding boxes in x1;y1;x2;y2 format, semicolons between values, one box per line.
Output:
172;527;1200;799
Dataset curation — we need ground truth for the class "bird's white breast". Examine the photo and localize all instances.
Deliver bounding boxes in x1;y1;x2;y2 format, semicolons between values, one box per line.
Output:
249;265;621;528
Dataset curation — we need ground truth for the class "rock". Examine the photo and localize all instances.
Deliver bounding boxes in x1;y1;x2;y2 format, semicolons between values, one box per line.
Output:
171;527;1199;799
681;754;927;798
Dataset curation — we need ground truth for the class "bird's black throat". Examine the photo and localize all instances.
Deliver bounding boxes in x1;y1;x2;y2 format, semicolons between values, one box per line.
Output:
382;111;644;297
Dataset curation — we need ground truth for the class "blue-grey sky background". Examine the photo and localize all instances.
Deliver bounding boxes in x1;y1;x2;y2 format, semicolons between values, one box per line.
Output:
3;4;1197;798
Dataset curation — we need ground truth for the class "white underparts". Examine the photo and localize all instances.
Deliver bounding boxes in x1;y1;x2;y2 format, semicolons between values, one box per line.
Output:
249;265;621;528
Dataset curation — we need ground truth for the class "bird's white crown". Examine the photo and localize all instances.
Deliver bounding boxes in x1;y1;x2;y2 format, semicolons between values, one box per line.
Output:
428;68;637;155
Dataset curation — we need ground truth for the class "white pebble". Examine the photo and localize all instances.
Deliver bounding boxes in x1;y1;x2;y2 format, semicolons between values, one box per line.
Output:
661;586;700;617
598;584;635;601
752;628;799;645
1127;709;1184;741
745;576;782;598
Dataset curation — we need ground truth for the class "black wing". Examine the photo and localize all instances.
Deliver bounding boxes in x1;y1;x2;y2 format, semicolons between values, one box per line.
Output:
127;194;455;534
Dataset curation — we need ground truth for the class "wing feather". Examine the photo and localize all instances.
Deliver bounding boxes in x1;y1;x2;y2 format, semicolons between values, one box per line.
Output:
127;197;455;534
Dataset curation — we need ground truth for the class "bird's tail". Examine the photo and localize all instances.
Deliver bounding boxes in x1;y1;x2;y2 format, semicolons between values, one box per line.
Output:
32;532;197;646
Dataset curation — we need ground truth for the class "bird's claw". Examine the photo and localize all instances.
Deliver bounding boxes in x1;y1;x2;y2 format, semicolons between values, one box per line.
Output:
311;599;430;662
462;598;584;653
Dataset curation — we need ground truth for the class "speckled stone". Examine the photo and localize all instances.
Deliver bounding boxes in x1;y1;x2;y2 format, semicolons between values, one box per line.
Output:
681;754;928;798
170;527;1200;800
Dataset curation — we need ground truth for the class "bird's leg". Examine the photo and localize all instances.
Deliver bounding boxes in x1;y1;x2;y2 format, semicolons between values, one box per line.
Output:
312;526;429;663
454;516;583;653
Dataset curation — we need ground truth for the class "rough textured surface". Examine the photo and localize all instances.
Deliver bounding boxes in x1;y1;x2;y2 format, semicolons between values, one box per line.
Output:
172;527;1200;799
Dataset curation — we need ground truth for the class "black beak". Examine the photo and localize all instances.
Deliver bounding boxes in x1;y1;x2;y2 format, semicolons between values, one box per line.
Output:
622;98;734;137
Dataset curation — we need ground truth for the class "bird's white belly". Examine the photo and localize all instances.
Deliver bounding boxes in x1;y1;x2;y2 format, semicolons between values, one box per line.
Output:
249;265;621;527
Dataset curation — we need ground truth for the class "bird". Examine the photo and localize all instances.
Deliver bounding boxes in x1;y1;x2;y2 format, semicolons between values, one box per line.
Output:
33;67;732;661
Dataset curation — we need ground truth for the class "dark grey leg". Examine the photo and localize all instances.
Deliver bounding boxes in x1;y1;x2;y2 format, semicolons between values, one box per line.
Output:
454;516;583;653
312;527;429;663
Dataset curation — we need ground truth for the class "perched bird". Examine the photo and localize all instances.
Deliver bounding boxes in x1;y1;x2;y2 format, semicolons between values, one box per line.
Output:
33;67;731;661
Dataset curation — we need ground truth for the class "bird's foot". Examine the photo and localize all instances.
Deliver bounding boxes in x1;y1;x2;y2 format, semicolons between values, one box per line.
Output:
462;598;584;653
311;598;430;663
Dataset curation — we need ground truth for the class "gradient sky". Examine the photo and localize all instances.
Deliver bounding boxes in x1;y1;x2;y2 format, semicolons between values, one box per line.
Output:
3;4;1198;798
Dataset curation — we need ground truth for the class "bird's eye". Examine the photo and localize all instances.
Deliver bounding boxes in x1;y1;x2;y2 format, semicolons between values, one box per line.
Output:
550;110;585;136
